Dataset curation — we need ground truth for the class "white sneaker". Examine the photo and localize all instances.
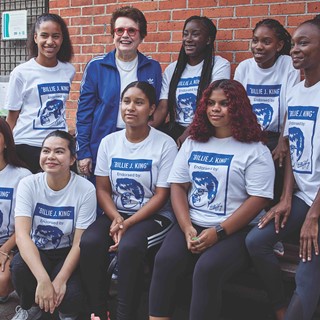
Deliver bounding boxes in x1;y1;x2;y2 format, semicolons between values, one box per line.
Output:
11;305;42;320
59;312;78;320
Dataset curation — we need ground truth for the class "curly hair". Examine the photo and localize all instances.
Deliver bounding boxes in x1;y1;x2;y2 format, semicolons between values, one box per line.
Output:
110;6;147;39
28;13;73;62
253;19;292;57
189;79;266;143
0;119;28;168
167;16;217;123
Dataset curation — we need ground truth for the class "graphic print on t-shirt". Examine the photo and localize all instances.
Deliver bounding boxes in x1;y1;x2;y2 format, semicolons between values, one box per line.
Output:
0;187;13;241
176;76;200;125
188;151;233;216
33;82;70;130
288;106;318;173
247;84;281;131
32;203;75;249
110;158;152;214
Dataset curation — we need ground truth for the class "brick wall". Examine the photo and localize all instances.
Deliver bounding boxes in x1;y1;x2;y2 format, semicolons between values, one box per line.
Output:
49;0;320;130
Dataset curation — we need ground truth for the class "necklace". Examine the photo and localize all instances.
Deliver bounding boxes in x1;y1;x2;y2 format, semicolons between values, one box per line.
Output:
116;57;138;73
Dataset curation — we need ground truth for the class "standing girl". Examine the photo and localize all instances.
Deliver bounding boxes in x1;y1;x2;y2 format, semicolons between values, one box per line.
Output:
151;15;230;143
234;19;300;204
149;79;274;320
10;131;96;320
5;13;75;173
0;119;31;303
80;81;177;320
246;15;320;320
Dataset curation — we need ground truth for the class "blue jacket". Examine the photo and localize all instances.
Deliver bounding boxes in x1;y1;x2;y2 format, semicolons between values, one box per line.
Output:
76;50;162;164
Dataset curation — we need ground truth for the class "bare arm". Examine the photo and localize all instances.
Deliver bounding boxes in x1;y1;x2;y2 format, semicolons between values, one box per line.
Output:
6;110;20;130
193;196;270;253
52;228;84;307
0;233;16;272
259;146;295;232
171;182;197;250
15;216;56;313
299;188;320;262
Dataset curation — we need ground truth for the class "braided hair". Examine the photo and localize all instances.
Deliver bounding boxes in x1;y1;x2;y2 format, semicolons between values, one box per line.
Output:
253;18;292;57
167;16;217;123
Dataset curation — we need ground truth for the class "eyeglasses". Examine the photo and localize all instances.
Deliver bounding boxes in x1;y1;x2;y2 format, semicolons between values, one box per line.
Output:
114;27;140;37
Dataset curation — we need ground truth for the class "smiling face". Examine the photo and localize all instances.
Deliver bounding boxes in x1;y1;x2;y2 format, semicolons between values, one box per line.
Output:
34;20;63;67
40;136;75;175
291;23;320;72
114;17;142;60
121;87;155;128
251;25;284;69
183;19;210;65
206;88;232;138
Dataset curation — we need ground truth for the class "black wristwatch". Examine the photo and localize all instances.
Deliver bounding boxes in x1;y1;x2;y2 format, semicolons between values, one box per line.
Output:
215;224;227;241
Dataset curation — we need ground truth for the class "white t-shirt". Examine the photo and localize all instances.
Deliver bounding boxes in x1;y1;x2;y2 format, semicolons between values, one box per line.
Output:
234;55;300;133
95;127;178;221
168;136;274;228
116;56;138;129
160;56;231;126
15;171;96;250
5;58;75;147
0;165;31;245
284;80;320;206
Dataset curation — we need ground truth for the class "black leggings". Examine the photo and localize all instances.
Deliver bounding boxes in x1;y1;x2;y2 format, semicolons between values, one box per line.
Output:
80;213;173;320
149;223;250;320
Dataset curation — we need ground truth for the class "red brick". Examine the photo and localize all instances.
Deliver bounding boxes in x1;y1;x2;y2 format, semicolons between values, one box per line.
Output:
130;2;158;11
236;5;269;17
144;11;171;22
204;7;234;18
172;10;201;21
82;45;105;54
219;0;250;5
71;16;92;26
287;15;315;28
216;30;233;41
82;25;105;35
189;0;218;8
217;40;249;52
308;2;320;13
72;35;93;45
158;42;182;53
138;43;157;52
146;32;171;42
219;18;250;29
270;3;305;15
60;7;81;17
159;0;187;10
235;29;253;40
158;21;185;32
82;6;106;16
70;0;93;6
251;16;286;29
235;51;253;64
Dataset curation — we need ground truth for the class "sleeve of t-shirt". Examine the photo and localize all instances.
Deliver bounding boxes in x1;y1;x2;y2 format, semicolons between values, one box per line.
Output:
156;138;178;188
94;136;110;176
212;56;231;81
159;62;176;100
233;61;245;83
245;148;275;199
167;138;192;184
75;183;97;229
4;68;25;111
15;176;34;218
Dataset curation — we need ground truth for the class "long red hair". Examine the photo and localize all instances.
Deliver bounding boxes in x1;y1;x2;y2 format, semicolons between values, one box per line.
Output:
189;79;266;143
